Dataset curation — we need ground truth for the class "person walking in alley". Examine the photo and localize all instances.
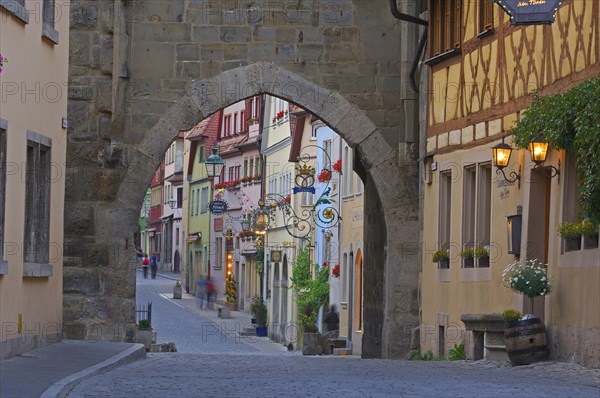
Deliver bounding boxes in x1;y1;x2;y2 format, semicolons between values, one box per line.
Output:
142;254;150;279
324;304;340;337
205;277;216;310
150;253;158;279
196;276;207;309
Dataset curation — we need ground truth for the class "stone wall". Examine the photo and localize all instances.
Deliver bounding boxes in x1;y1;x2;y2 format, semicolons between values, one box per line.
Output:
65;0;422;358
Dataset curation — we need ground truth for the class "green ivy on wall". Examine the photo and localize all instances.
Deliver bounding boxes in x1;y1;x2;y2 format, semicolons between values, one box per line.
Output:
290;247;329;333
510;76;600;223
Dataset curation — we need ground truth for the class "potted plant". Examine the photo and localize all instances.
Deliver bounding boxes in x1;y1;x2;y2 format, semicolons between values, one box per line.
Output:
460;247;475;268
501;309;522;324
251;296;268;336
580;219;599;249
501;259;551;366
134;319;153;350
432;249;449;269
557;221;582;251
474;246;490;268
291;247;329;355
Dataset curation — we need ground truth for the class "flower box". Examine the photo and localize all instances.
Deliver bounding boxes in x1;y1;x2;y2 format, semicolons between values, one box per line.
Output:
564;237;581;252
583;234;599;249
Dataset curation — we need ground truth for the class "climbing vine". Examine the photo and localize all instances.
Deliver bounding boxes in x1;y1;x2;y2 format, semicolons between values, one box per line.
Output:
510;76;600;223
290;246;329;333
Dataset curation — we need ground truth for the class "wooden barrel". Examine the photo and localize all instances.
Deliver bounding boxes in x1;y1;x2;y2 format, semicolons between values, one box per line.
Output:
504;317;548;366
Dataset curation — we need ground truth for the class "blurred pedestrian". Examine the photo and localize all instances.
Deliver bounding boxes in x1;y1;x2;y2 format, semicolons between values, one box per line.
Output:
150;253;158;279
205;277;216;310
196;276;207;309
136;247;143;267
142;254;150;279
324;304;339;337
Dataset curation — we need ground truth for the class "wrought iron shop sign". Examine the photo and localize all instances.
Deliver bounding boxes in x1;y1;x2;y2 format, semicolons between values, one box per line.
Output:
208;199;228;215
493;0;563;25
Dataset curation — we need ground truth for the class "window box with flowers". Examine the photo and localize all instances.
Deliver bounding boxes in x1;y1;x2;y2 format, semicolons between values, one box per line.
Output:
246;117;259;126
272;110;288;125
331;263;340;278
432;249;449;269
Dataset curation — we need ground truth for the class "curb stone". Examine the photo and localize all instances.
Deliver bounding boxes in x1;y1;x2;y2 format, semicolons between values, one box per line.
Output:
40;343;146;398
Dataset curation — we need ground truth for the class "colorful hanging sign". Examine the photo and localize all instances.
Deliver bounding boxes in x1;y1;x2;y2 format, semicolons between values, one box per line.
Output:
493;0;563;25
209;199;228;215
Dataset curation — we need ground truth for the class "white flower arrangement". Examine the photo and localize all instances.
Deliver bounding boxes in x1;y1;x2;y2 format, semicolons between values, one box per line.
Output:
502;258;552;298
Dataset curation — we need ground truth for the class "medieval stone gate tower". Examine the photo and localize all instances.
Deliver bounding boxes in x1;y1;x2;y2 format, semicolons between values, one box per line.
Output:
65;0;423;358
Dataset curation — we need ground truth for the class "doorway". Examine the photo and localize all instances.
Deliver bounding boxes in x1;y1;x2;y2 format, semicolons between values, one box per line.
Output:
526;168;551;319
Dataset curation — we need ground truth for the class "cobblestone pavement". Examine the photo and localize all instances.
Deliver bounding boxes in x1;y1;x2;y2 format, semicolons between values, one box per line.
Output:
69;272;598;397
68;353;599;397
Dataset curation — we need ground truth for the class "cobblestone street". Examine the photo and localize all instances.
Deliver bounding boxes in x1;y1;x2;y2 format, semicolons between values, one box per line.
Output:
64;271;600;398
68;353;599;397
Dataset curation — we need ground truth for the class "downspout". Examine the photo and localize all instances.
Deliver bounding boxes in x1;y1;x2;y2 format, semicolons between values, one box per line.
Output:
389;0;428;93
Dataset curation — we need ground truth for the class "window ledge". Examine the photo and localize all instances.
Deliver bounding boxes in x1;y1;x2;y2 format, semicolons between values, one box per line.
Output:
0;259;7;275
42;23;59;45
23;262;53;277
476;28;494;39
0;0;29;24
425;48;461;66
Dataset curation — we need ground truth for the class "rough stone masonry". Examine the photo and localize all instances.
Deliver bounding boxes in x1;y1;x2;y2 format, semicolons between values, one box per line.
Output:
64;0;423;359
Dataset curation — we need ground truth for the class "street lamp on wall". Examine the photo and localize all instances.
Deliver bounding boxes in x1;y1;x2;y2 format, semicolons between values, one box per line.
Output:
205;147;225;180
528;135;560;182
168;198;177;209
492;135;521;189
240;215;252;233
253;201;269;236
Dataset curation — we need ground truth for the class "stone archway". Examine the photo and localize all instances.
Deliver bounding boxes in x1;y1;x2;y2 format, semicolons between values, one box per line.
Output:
65;1;422;358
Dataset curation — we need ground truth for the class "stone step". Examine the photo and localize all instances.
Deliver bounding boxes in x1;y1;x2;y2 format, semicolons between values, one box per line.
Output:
328;338;347;349
333;348;352;356
239;325;257;336
149;342;177;352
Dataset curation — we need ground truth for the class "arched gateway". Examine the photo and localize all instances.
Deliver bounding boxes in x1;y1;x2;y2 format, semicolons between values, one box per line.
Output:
65;1;422;359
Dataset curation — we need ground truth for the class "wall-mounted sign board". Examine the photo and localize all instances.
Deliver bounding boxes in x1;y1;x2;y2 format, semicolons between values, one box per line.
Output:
493;0;563;25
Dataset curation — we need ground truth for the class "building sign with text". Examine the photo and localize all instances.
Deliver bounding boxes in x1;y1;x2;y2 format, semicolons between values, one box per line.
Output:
209;199;228;215
493;0;563;25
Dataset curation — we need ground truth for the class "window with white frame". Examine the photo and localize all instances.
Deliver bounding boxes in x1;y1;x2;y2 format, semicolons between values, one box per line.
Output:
200;187;209;213
438;170;452;269
254;155;261;176
461;163;491;267
348;149;354;195
342;252;348;301
343;146;349;197
323;139;332;164
311;125;318;140
195;188;200;216
301;191;314;207
190;190;195;217
24;134;52;266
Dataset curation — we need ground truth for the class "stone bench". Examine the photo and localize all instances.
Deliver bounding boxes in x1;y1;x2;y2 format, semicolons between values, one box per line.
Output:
460;313;508;362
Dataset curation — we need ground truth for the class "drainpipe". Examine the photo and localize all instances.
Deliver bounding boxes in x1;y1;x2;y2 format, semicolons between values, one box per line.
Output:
388;0;428;93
